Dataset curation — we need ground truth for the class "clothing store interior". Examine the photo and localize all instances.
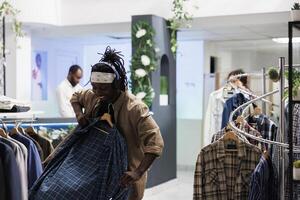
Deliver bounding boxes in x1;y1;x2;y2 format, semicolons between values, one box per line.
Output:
1;0;300;200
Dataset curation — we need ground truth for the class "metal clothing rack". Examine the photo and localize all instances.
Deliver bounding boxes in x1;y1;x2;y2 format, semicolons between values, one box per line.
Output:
226;57;292;199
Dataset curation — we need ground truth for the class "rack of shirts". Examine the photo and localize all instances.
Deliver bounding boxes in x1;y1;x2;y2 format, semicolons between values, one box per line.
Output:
195;65;299;200
0;118;54;200
203;71;276;147
194;88;284;200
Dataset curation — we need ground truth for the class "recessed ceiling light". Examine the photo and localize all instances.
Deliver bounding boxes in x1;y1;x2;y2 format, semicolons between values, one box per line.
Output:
272;37;300;43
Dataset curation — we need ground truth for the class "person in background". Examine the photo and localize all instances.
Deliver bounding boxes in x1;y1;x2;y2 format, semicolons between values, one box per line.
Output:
56;65;83;117
227;69;249;90
71;46;164;200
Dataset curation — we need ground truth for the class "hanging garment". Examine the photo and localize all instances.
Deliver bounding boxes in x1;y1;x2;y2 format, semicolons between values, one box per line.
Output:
203;88;226;146
10;133;43;188
221;93;249;129
249;156;279;200
29;120;129;200
8;137;28;174
71;89;164;200
24;133;44;161
193;137;261;200
0;158;6;200
0;137;28;200
247;114;278;156
211;128;249;144
288;104;300;199
28;133;54;161
0;141;22;200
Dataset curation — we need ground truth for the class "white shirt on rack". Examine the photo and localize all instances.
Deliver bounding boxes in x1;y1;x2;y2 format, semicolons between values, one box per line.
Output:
203;87;225;146
56;79;82;117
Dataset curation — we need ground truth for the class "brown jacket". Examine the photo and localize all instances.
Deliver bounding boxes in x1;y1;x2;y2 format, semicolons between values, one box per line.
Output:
70;89;164;199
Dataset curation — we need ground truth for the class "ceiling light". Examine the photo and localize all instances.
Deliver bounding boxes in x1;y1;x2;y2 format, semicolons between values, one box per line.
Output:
272;37;300;43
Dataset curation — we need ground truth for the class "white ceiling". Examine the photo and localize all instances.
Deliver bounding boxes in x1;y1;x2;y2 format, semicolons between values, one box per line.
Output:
26;11;294;48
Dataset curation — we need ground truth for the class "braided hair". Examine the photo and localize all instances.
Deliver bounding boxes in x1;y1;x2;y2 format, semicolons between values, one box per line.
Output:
91;46;128;91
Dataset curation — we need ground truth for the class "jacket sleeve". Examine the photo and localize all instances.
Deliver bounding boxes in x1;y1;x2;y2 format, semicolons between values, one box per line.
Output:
70;89;89;108
131;104;164;157
193;151;205;200
221;100;231;129
203;93;214;146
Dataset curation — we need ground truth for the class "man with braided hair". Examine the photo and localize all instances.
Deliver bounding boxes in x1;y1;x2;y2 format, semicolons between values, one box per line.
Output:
71;46;164;200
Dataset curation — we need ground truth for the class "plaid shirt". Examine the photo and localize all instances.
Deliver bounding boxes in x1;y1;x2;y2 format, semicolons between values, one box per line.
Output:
247;115;278;156
29;120;129;200
211;128;249;144
194;138;261;200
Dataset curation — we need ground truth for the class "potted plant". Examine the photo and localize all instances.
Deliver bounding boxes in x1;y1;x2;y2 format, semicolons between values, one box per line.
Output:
291;2;300;21
293;160;300;180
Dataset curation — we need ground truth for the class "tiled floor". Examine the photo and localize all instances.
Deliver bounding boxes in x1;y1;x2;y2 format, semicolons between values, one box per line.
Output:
144;170;193;200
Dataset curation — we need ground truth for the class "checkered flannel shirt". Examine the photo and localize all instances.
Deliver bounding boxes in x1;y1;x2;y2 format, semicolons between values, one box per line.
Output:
29;120;129;200
247;114;278;155
194;138;261;200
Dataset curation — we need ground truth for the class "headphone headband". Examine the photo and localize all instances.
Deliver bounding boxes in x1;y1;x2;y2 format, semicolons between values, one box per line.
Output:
98;61;120;80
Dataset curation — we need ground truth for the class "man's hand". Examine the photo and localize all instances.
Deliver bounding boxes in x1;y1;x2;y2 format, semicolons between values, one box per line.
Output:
120;170;143;187
120;153;157;187
78;114;88;127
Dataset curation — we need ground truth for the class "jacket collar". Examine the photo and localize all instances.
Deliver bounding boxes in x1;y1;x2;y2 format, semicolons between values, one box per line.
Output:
216;137;247;161
112;91;126;112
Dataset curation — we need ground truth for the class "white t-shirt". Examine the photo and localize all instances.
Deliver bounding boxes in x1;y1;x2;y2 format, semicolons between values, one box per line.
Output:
56;79;83;117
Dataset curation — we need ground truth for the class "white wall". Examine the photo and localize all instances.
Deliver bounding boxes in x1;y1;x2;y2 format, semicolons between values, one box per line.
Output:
176;40;204;168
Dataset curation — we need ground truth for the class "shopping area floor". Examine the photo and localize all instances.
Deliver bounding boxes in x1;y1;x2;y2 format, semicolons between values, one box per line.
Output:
144;170;193;200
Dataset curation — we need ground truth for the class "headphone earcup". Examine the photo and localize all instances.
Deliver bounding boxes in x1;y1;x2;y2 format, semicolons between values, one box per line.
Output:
112;78;121;89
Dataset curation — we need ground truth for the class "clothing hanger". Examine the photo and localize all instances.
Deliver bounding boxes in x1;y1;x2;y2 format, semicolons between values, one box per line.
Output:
223;126;239;150
10;121;21;135
25;126;37;136
262;149;270;160
235;116;245;126
18;126;26;135
100;113;113;128
0;128;7;138
253;106;262;116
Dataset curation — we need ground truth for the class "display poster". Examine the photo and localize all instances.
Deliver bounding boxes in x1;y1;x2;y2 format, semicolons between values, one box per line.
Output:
32;51;47;100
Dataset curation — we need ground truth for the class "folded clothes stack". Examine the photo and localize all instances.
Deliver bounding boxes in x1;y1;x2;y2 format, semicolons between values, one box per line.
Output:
0;96;31;113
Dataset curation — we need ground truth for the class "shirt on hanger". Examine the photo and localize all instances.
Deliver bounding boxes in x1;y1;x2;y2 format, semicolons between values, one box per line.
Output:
221;93;249;129
8;137;28;174
0;158;6;200
28;133;54;161
0;138;28;200
193;137;261;200
10;133;43;188
249;156;279;200
70;89;164;199
211;128;249;144
24;133;44;161
56;79;82;118
29;120;129;200
203;87;225;146
0;141;22;200
247;114;278;156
